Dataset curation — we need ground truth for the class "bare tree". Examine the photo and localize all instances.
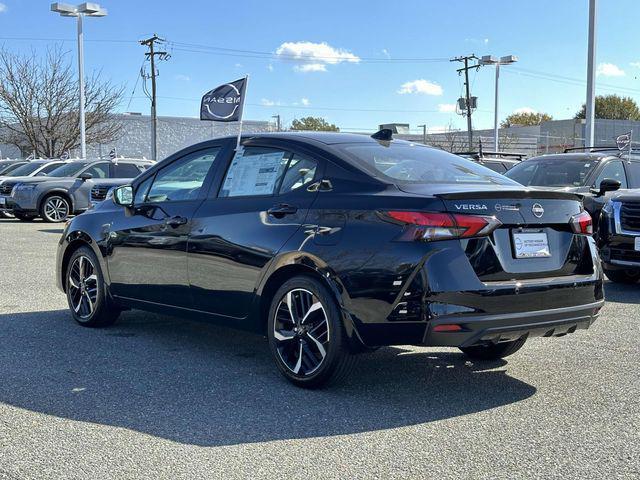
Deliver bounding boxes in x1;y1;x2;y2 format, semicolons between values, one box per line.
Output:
0;47;124;158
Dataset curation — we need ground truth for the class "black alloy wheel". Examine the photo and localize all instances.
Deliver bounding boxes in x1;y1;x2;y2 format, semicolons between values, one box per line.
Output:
66;246;120;327
267;276;356;388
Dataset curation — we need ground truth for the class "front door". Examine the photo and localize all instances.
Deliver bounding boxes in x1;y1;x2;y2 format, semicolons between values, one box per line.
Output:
107;146;224;308
188;145;322;318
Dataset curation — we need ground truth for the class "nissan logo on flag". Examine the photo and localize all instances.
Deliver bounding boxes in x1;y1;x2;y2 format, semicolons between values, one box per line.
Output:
200;78;247;122
616;132;632;152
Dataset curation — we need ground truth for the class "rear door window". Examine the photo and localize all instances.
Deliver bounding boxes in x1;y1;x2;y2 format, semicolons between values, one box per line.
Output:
112;163;143;178
219;147;290;197
83;162;110;179
278;154;318;193
593;160;627;188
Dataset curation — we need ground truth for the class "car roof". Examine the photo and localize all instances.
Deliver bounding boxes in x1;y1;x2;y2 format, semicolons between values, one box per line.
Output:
221;131;407;146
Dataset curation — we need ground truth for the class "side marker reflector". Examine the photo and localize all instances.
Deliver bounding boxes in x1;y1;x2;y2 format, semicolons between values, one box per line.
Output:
433;324;463;332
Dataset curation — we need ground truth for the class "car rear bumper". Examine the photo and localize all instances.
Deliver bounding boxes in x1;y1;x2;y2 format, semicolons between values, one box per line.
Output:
423;300;603;347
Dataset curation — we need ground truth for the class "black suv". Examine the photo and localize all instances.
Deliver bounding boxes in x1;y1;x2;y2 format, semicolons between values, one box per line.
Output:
504;149;639;224
597;191;640;283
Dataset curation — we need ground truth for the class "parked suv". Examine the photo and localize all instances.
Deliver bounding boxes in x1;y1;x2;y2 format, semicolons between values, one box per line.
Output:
5;158;153;222
504;149;640;224
56;132;603;388
456;150;525;173
597;191;640;283
0;160;70;218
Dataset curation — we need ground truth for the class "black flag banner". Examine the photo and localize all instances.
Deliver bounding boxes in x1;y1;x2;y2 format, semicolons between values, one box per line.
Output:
200;78;247;122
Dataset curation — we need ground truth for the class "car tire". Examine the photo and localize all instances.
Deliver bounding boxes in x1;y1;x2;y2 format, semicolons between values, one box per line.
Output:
267;276;357;389
65;246;120;328
14;212;35;221
603;267;640;284
40;194;70;223
459;337;527;361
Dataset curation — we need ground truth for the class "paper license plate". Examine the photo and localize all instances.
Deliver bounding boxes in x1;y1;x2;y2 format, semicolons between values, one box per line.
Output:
513;231;551;258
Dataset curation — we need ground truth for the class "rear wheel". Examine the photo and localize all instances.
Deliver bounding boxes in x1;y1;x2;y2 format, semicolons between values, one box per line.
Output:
65;246;120;327
40;194;70;222
603;267;640;284
267;276;356;388
459;337;526;360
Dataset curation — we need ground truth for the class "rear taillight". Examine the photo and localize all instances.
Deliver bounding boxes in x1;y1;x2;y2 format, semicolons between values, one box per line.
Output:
383;211;502;241
570;211;593;235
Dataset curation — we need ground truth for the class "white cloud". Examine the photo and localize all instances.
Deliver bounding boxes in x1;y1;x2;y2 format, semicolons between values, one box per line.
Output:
301;98;310;106
267;64;274;72
397;79;443;96
234;63;242;68
484;38;489;45
630;61;640;68
596;62;625;77
513;107;537;114
260;98;278;107
174;74;190;82
0;3;6;13
382;48;391;59
275;41;360;72
438;103;456;113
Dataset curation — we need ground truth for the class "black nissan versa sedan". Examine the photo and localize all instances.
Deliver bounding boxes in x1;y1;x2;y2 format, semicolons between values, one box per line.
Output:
56;132;604;388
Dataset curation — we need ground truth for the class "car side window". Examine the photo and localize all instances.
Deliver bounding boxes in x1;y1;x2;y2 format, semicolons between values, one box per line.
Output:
145;148;220;203
625;161;640;188
219;147;290;197
278;154;318;193
83;163;109;179
594;160;627;189
113;163;143;178
40;163;62;174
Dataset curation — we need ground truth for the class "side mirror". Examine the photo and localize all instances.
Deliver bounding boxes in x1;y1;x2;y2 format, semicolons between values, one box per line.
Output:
112;185;134;207
80;173;93;181
597;178;621;196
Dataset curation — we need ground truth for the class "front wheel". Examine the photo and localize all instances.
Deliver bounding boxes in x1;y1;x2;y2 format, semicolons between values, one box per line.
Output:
267;276;356;388
40;194;70;222
603;267;640;284
65;246;120;327
459;337;526;360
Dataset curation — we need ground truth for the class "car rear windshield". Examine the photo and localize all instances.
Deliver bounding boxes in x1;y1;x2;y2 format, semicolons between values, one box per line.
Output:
5;162;46;177
339;143;517;185
47;162;90;178
505;158;596;187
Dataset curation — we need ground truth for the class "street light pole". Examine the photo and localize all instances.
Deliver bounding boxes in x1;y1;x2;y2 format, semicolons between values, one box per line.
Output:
76;12;86;159
585;0;598;147
480;55;518;152
51;3;107;159
417;124;427;144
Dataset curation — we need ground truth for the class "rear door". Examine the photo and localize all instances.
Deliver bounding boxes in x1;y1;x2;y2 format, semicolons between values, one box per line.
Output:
107;146;225;307
188;143;322;319
584;159;628;220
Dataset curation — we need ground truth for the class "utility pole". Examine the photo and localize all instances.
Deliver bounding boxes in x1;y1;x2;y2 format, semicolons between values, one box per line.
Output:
417;124;427;144
585;0;597;147
271;114;281;132
140;34;169;161
451;55;480;149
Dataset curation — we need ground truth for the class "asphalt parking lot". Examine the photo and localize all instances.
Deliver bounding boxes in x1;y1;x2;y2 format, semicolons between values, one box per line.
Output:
0;218;638;479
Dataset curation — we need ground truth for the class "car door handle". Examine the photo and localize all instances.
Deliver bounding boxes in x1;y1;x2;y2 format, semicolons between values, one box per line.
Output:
165;215;188;227
267;204;298;217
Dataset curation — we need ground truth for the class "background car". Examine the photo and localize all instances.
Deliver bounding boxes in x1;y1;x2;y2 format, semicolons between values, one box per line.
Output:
56;132;603;388
0;159;70;218
504;148;639;224
597;191;640;283
0;160;23;175
5;158;153;222
455;150;526;173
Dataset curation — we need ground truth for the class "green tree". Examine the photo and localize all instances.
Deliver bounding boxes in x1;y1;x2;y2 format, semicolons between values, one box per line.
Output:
500;112;552;128
575;94;640;121
290;116;339;132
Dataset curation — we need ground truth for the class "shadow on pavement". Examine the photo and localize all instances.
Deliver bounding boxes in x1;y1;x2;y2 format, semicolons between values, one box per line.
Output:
604;281;640;304
38;228;65;234
0;309;536;447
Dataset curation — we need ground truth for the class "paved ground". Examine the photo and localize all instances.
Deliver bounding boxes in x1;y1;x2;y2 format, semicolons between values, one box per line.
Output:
0;218;638;479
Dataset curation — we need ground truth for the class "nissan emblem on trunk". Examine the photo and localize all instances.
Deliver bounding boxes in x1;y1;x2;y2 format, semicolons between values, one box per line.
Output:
532;203;545;218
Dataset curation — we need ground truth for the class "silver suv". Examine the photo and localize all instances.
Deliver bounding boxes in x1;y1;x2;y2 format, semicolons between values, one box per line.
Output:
2;158;154;222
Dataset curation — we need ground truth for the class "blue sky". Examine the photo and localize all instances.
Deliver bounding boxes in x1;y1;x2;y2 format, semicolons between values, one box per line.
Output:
1;0;639;133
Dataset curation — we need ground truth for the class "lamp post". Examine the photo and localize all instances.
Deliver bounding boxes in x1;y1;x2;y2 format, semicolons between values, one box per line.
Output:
271;114;281;132
480;55;518;152
50;3;107;159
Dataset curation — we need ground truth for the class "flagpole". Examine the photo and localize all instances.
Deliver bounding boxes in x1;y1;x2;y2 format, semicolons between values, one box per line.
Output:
236;74;249;151
629;130;633;163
